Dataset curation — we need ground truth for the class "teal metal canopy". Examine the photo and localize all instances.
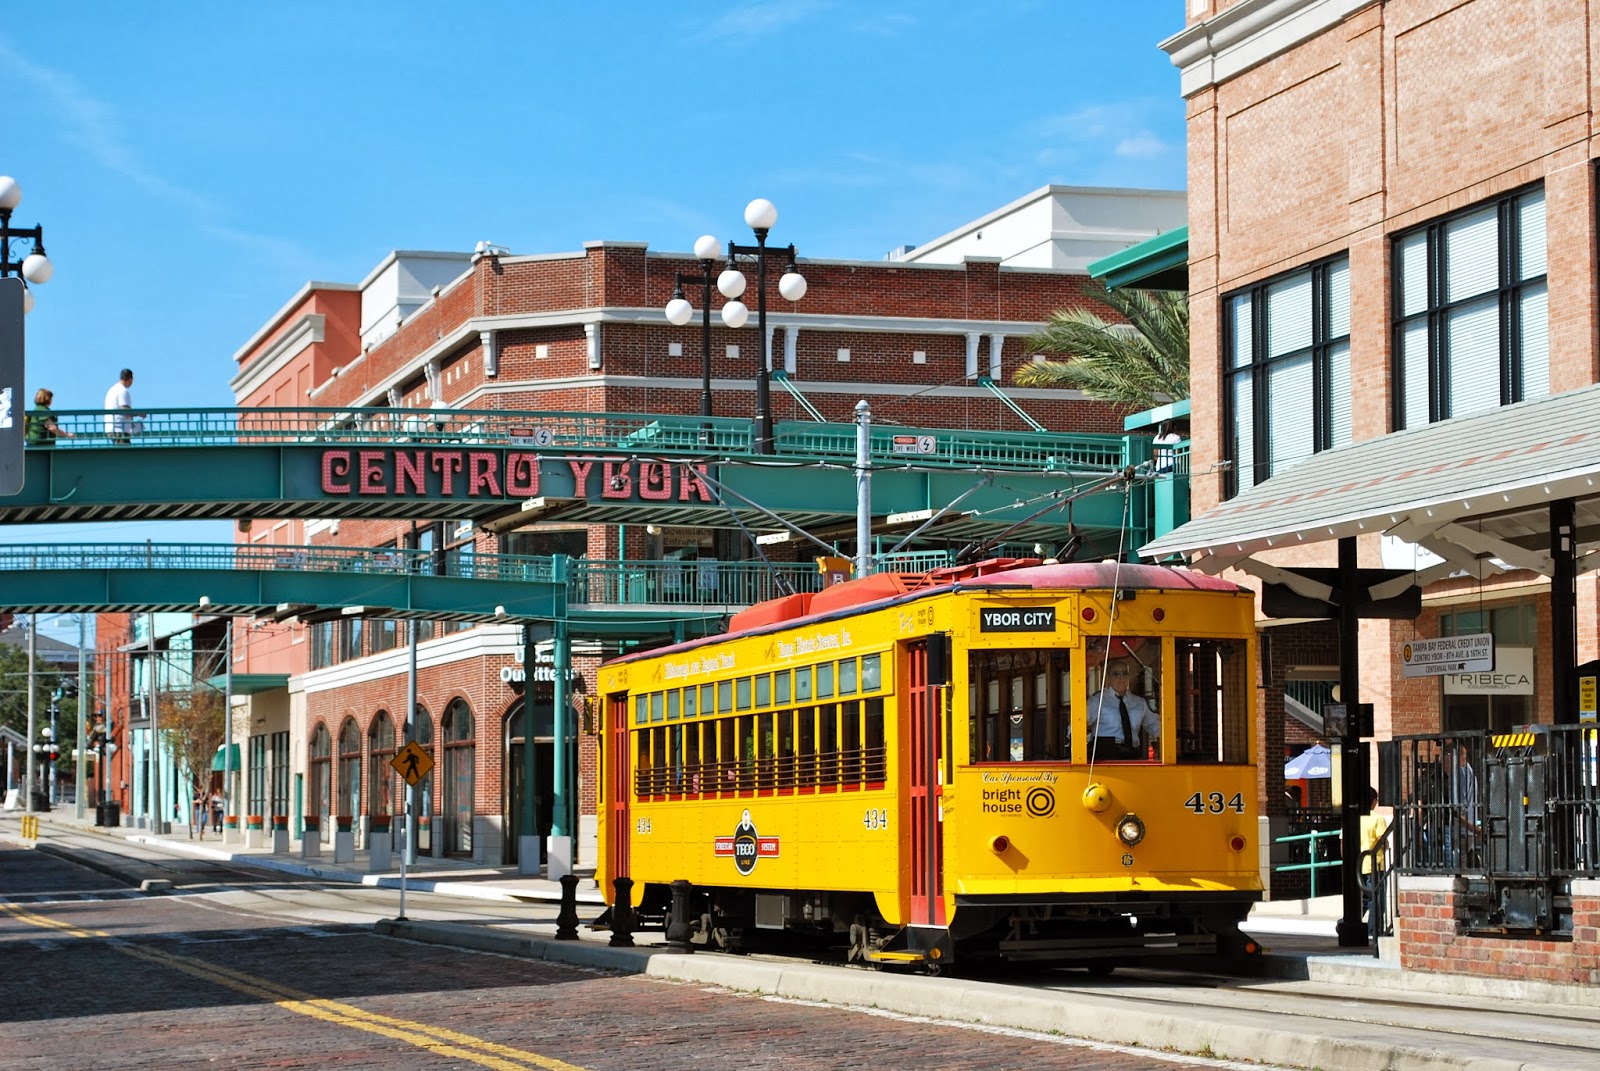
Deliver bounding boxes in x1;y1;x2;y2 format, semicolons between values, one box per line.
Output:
212;743;242;771
1087;226;1188;292
206;673;288;695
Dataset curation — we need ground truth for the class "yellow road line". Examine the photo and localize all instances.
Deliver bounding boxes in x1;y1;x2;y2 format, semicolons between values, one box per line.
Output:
0;903;592;1071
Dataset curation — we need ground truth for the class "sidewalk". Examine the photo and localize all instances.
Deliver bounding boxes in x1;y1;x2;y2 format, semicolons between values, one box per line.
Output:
54;812;607;907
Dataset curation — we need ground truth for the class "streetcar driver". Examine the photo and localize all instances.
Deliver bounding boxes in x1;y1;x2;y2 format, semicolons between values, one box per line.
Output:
1087;658;1159;760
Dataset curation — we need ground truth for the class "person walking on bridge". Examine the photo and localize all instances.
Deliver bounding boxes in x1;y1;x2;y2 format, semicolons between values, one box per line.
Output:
104;368;136;444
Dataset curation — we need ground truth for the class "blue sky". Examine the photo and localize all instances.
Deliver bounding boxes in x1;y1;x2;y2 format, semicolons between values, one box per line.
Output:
5;2;1187;638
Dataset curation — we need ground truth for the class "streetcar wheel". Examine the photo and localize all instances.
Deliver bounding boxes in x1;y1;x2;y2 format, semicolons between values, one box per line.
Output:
1085;962;1116;978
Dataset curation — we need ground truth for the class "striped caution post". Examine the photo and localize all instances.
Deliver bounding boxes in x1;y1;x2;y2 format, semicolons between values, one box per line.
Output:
20;815;39;840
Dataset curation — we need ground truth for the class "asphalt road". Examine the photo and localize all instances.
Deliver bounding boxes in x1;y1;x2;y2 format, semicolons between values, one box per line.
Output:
1;840;1291;1071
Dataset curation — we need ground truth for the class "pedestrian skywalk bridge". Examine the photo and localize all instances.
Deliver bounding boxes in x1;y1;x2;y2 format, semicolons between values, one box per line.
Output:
0;543;828;639
4;406;1151;545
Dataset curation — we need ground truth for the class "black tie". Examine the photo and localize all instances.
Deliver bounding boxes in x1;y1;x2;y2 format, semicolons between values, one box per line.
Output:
1119;697;1134;752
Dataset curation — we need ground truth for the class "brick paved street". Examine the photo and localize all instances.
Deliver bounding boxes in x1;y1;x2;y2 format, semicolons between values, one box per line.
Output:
1;845;1270;1071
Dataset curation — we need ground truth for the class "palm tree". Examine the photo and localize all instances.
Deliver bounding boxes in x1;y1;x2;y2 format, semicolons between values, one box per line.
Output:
1014;280;1188;408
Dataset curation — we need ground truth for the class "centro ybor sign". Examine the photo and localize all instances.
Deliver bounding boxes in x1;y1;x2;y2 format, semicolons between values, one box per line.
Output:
314;450;713;503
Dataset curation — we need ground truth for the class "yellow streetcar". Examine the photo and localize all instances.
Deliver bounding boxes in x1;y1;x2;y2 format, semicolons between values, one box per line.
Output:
596;557;1261;971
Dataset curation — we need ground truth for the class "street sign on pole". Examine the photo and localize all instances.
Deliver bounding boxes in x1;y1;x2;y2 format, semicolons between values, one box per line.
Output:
1400;634;1494;678
0;276;25;496
391;740;433;786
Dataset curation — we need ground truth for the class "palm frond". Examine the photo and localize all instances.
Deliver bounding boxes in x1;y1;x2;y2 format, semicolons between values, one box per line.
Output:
1014;279;1189;407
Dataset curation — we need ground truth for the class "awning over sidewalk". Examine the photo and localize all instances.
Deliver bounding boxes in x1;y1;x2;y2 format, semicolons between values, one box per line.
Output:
204;673;288;695
212;744;241;772
1141;383;1600;582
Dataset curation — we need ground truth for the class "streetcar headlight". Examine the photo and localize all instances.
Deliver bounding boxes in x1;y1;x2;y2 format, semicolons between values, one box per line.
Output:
990;834;1010;854
1116;813;1146;846
1081;782;1110;813
1229;834;1247;853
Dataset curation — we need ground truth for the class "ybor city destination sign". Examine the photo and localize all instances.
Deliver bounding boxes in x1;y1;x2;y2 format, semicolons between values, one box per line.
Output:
310;449;715;504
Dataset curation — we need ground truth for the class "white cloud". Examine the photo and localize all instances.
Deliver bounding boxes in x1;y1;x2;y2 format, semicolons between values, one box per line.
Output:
0;36;307;265
695;0;832;42
1115;133;1168;159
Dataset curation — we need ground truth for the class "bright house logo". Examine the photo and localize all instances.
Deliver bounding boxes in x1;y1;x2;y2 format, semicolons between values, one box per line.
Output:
713;808;779;875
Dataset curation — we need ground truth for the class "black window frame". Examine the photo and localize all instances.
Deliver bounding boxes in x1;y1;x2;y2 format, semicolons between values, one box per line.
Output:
1222;253;1352;499
1390;182;1546;429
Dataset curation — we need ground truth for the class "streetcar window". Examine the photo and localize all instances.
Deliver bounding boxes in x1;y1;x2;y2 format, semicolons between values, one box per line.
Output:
635;695;647;725
817;663;835;699
861;654;881;692
841;701;862;783
670;725;684;790
797;707;816;785
757;711;775;789
635;729;651;796
775;710;795;787
755;673;771;708
970;648;1074;763
796;668;813;701
684;687;697;719
736;677;752;711
1086;636;1163;762
839;659;858;695
737;715;757;790
717;680;733;714
667;691;680;721
650;726;668;794
650;692;665;723
685;722;702;792
719;718;736;790
700;683;713;717
775;670;791;704
1176;637;1250;765
818;706;838;784
864;697;886;781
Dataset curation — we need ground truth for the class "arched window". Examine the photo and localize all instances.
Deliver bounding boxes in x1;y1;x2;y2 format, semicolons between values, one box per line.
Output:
338;717;361;818
368;710;396;817
309;723;332;823
408;704;434;854
442;698;475;856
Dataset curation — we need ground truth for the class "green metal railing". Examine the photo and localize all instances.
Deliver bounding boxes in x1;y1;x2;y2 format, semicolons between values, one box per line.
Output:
570;559;822;606
0;542;556;582
0;543;820;609
1274;827;1343;897
27;406;1148;474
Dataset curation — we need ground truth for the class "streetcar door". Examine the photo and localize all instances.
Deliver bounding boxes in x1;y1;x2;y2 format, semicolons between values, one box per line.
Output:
906;636;948;926
606;693;631;885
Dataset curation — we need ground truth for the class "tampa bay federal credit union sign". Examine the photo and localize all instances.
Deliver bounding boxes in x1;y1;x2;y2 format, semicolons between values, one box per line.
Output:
306;448;716;505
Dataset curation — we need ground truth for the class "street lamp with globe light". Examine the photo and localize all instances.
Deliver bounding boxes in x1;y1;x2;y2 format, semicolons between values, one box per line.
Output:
0;175;55;314
665;199;805;452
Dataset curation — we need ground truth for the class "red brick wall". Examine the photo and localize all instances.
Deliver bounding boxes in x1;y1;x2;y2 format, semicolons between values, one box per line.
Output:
1398;878;1600;985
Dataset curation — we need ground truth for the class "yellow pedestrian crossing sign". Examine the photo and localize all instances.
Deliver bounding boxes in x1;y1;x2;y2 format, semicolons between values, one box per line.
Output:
391;741;433;786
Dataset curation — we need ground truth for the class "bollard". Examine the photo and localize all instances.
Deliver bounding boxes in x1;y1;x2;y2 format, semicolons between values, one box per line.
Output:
609;876;636;947
555;874;580;940
664;879;695;953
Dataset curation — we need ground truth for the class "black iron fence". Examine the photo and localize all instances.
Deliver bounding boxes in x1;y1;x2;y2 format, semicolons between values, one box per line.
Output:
1380;725;1600;933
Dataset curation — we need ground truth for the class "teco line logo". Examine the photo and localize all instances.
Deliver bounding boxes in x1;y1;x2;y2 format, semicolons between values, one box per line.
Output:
713;809;779;875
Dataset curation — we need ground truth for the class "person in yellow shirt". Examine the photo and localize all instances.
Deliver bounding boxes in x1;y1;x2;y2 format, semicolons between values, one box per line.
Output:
1360;788;1388;875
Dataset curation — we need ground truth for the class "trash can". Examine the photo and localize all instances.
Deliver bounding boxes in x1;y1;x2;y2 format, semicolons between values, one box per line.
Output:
99;801;120;827
30;789;51;812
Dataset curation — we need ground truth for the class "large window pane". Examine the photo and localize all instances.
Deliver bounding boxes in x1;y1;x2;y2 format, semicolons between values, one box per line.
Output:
1265;353;1314;475
1229;294;1253;369
1401;321;1430;429
1231;372;1255;492
1443;206;1500;302
1520;284;1549;401
1397;233;1429;316
1266;273;1314;356
1326;341;1352;448
1326;260;1351;338
1445;295;1501;417
1517;189;1546;282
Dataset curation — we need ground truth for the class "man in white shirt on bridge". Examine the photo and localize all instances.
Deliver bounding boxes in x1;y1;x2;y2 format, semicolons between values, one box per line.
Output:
104;368;135;444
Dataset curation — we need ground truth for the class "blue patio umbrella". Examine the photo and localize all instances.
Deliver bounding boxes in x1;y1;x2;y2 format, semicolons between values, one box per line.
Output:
1284;744;1333;779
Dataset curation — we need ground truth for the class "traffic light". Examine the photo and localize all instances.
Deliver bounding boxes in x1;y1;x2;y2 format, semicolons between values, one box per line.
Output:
59;676;78;698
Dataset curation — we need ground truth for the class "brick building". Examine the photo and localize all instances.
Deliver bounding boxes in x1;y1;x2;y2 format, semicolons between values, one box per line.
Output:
215;191;1180;867
1152;0;1600;971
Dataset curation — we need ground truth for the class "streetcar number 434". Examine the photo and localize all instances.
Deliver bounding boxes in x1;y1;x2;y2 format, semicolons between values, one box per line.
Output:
1184;791;1245;814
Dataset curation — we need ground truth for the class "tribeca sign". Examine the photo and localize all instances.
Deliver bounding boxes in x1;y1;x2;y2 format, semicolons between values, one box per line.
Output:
312;449;715;504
